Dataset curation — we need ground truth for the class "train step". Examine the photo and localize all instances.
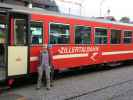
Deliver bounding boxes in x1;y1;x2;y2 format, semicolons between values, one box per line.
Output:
0;86;10;93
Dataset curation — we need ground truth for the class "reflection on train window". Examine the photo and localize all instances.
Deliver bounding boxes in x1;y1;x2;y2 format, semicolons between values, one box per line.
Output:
49;23;70;44
30;22;43;44
95;28;107;44
123;31;132;44
0;23;6;44
75;26;91;44
14;19;27;45
111;30;121;44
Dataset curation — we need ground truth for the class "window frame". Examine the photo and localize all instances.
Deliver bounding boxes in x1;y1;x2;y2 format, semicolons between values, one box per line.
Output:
14;18;27;46
74;25;92;45
94;27;108;45
123;30;133;44
30;21;44;45
110;29;122;45
0;18;6;44
49;22;70;44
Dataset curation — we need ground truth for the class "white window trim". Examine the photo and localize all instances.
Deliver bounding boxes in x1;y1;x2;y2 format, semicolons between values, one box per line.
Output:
49;22;70;44
74;25;91;44
30;21;44;45
94;27;108;44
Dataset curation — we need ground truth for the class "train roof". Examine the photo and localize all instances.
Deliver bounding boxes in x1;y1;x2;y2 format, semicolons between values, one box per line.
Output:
0;3;133;27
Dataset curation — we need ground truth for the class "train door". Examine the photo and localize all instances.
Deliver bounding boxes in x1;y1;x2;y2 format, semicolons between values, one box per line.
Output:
0;12;7;81
7;13;29;78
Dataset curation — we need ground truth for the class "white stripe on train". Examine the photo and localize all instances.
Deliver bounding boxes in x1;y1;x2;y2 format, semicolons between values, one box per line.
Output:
102;50;133;55
30;56;39;62
53;53;88;59
53;50;133;60
30;50;133;61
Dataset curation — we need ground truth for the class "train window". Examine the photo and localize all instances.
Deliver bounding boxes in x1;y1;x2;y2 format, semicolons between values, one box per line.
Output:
49;23;70;44
111;30;121;44
75;26;91;44
14;19;27;45
0;23;6;44
95;28;107;44
30;22;43;44
123;31;132;44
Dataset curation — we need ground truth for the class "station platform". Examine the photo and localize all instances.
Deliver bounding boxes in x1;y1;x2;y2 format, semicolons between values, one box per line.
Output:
0;93;31;100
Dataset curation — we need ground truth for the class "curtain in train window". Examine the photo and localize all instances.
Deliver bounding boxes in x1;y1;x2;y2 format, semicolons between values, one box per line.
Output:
14;19;27;45
30;22;43;44
123;31;132;44
95;28;107;44
111;30;121;44
75;26;91;44
49;23;70;44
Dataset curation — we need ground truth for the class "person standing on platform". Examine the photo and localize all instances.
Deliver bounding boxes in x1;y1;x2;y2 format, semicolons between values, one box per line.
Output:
36;44;53;90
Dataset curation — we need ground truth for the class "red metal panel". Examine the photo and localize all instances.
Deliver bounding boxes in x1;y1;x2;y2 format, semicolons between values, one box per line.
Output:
29;14;46;73
51;44;133;70
108;29;111;44
10;17;14;46
29;46;42;73
69;20;75;44
29;13;133;72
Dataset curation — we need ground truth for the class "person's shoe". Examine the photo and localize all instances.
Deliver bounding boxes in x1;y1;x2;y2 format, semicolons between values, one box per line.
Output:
36;87;40;90
50;84;53;87
46;87;50;90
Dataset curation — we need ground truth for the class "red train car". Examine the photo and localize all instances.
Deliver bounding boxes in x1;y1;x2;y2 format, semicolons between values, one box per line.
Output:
0;3;133;84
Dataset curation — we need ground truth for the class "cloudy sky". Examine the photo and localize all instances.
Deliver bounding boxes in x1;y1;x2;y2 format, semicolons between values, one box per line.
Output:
82;0;133;20
55;0;133;20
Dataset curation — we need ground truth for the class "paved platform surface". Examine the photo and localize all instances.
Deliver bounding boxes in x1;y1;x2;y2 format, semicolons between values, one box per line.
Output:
110;89;133;100
1;65;133;100
0;93;30;100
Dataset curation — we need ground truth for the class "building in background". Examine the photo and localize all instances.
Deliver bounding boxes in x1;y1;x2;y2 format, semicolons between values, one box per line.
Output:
55;0;82;15
0;0;26;6
0;0;59;12
0;0;82;16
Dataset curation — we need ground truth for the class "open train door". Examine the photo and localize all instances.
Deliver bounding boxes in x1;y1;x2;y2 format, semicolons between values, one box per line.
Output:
0;10;8;81
7;12;29;78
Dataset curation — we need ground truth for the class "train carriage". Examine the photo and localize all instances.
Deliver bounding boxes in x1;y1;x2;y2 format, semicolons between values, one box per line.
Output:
0;3;133;84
